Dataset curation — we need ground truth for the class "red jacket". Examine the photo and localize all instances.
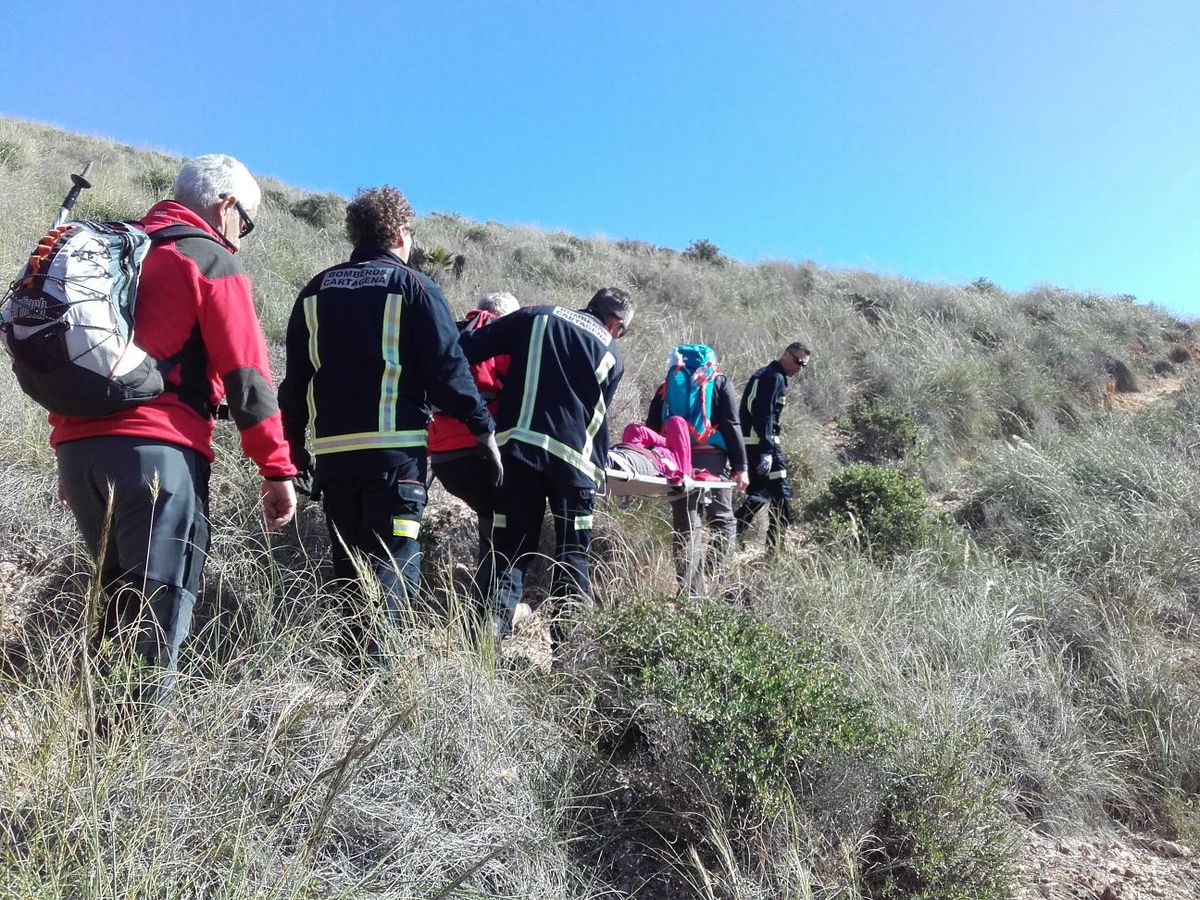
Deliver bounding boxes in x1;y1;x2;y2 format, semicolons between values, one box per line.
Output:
428;308;509;453
49;201;296;479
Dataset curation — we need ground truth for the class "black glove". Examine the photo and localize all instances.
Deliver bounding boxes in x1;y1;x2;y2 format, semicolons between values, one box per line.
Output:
291;445;316;498
756;453;773;476
477;432;504;488
293;465;316;499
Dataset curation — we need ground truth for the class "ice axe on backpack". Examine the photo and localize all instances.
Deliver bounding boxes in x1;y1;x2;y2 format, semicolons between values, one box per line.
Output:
51;161;93;229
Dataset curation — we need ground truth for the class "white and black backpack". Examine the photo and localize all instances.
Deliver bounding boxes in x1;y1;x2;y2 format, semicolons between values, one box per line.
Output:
0;220;216;418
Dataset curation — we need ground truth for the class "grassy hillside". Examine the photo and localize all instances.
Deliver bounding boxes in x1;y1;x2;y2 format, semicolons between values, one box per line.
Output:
1;116;1198;899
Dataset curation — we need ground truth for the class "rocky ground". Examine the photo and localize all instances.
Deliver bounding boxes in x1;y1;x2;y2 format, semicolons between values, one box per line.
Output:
1014;833;1200;899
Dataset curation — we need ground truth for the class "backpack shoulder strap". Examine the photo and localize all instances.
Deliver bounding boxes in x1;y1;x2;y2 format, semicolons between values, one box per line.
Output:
147;224;223;246
143;225;227;420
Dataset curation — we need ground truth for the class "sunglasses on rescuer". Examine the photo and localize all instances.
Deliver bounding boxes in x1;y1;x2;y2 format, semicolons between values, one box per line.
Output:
218;193;255;238
790;351;808;367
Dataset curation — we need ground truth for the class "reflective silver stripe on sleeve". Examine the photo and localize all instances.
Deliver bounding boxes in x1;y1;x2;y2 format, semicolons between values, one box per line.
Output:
515;315;549;432
379;292;404;432
303;295;321;426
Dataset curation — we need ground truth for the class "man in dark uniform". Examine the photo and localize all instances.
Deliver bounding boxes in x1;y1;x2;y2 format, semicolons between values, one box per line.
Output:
734;342;811;552
459;288;632;644
279;186;501;655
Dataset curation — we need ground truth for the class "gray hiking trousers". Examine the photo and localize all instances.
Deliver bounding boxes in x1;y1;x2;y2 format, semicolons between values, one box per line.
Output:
58;436;210;694
670;447;735;596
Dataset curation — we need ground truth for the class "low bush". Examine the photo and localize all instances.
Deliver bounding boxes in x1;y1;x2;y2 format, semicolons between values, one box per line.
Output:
597;597;883;812
842;397;922;464
681;238;725;266
862;736;1016;900
260;185;292;211
805;463;932;558
136;166;175;197
290;192;345;230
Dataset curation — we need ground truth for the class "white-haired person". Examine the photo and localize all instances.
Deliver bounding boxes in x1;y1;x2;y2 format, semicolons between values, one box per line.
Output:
52;154;297;725
427;292;521;596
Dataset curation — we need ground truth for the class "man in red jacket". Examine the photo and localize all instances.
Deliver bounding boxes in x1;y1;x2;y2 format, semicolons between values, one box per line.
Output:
52;154;296;709
427;291;519;596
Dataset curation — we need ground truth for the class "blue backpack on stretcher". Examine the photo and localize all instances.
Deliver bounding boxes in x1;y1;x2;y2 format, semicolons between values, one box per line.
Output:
661;343;726;451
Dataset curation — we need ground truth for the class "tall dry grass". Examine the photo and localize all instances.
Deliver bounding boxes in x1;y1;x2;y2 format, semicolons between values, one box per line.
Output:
1;115;1199;898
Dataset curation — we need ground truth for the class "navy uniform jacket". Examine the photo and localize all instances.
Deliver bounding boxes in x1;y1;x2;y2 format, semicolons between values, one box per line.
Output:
460;305;623;489
278;248;491;479
739;360;789;449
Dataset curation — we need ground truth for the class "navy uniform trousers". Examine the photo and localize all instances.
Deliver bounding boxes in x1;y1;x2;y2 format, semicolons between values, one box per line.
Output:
735;444;794;550
483;456;594;638
319;449;427;653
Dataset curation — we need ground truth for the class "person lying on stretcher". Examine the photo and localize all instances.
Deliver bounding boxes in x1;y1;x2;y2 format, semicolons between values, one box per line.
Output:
607;416;727;483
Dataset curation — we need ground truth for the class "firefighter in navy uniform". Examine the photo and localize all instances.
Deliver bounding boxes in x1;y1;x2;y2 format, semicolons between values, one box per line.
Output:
459;288;633;644
279;186;500;656
734;342;811;552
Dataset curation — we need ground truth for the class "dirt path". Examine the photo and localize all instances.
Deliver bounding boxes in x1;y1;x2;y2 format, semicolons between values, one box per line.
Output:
1104;371;1190;413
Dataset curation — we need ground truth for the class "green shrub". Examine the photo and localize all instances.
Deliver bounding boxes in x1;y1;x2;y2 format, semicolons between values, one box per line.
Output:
843;398;922;464
681;238;725;266
137;166;175;197
464;223;495;245
290;192;345;230
805;463;931;558
599;597;883;811
862;738;1015;900
261;186;292;211
410;245;464;283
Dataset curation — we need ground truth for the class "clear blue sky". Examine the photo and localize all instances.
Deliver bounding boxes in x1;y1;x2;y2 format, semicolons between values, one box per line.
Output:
2;0;1197;314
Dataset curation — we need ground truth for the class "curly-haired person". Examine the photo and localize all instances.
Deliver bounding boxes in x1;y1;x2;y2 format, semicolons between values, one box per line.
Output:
279;186;501;662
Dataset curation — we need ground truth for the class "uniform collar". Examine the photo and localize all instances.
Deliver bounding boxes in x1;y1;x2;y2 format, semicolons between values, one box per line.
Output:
349;246;408;266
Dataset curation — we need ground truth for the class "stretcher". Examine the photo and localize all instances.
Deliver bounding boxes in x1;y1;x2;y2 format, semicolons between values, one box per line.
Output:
604;468;736;500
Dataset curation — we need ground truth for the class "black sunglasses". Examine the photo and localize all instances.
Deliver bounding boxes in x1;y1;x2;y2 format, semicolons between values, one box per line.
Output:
218;193;255;238
790;351;809;367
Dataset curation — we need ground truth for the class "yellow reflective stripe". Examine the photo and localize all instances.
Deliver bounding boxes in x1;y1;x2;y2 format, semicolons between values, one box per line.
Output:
379;293;404;432
313;430;428;454
574;514;594;530
595;351;615;383
493;513;507;528
497;427;600;485
745;376;769;446
392;517;420;539
303;295;320;426
579;351;616;467
516;315;548;431
580;392;608;470
768;469;788;480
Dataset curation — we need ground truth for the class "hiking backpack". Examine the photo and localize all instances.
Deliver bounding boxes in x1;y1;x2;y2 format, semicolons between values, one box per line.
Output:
0;220;215;418
662;343;727;450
